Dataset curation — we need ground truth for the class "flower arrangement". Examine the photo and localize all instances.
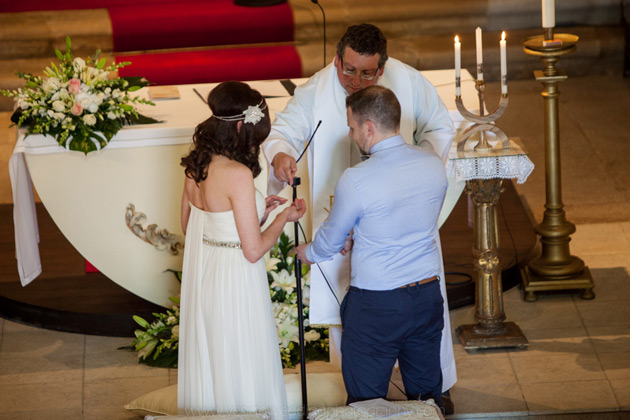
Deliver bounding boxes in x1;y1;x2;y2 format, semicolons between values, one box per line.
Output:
267;233;329;369
130;296;181;368
1;37;157;154
126;234;329;369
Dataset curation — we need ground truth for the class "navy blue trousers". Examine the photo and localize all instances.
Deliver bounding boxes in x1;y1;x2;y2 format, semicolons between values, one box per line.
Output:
340;279;444;408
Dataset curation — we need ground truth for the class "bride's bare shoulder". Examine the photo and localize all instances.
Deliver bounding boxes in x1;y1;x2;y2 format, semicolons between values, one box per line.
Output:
213;156;253;180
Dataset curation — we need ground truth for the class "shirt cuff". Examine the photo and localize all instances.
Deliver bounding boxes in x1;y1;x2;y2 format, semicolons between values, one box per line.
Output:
304;243;319;264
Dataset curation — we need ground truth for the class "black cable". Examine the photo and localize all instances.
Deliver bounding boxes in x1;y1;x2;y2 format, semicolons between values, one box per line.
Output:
498;196;519;267
442;186;520;287
298;219;409;396
310;0;326;68
389;378;406;396
444;271;473;286
297;221;341;307
444;261;474;269
192;88;207;104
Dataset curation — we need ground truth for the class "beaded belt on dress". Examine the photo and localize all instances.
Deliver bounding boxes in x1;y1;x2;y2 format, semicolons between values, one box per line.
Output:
202;236;241;249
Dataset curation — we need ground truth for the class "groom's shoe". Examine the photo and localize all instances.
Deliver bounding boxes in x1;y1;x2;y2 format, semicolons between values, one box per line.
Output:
441;391;454;415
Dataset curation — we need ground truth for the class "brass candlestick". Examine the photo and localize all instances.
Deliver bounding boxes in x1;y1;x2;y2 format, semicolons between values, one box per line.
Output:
454;70;528;351
455;81;510;152
521;31;595;302
456;177;528;350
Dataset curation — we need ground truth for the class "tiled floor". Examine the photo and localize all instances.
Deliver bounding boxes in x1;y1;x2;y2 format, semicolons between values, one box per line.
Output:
1;73;630;419
2;241;628;420
447;239;630;418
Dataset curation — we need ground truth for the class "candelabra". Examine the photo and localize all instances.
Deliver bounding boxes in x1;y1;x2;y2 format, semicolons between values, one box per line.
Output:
520;29;595;302
454;78;528;351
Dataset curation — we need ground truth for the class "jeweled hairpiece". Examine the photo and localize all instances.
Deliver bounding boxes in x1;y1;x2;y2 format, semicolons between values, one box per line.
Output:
212;100;267;125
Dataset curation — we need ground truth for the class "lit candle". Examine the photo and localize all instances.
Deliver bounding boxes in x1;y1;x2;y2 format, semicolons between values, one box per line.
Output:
454;35;461;96
542;0;555;28
475;27;483;81
500;31;507;95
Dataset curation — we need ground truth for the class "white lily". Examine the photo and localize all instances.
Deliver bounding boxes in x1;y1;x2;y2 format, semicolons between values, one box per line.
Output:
277;320;300;348
270;269;295;294
265;254;281;272
136;339;158;359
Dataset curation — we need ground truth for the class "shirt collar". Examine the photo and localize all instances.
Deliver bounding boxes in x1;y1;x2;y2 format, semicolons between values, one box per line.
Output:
370;134;405;154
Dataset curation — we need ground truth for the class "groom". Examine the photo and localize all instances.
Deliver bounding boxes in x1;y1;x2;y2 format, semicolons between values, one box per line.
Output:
296;86;447;409
262;23;457;409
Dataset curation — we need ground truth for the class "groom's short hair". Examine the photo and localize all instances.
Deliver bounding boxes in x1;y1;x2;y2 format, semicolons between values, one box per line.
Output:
345;85;401;133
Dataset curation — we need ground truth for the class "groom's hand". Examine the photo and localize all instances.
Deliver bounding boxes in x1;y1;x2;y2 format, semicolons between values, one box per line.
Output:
271;152;297;185
295;243;314;265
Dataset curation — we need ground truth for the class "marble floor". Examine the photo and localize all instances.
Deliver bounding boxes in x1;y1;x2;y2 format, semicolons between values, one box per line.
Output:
1;73;630;419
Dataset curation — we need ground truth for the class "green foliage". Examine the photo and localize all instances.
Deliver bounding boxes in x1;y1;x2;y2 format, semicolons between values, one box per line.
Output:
267;232;329;369
125;233;329;369
126;277;181;367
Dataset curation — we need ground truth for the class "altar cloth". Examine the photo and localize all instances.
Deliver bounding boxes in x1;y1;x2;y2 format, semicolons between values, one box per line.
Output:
447;137;534;184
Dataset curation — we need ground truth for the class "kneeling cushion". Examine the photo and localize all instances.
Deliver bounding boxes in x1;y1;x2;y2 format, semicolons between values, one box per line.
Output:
124;372;347;417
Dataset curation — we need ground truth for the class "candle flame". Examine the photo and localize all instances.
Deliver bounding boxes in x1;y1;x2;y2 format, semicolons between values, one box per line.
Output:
455;35;459;43
501;31;506;41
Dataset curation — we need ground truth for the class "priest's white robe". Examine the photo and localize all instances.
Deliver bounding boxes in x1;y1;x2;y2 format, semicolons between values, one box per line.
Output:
262;58;457;392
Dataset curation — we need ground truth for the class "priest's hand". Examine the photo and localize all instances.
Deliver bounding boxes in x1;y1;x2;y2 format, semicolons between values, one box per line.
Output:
271;152;297;185
295;243;314;265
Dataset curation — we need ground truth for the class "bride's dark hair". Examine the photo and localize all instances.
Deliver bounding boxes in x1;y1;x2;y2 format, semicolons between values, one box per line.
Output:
181;81;271;183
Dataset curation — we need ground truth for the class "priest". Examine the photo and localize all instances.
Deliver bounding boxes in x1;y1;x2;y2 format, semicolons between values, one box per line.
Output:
262;23;457;402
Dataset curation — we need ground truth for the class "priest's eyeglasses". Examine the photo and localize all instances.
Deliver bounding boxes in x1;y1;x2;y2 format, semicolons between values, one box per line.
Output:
340;61;380;80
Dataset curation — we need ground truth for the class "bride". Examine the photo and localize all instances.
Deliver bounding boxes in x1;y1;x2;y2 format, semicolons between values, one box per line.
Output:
178;81;305;419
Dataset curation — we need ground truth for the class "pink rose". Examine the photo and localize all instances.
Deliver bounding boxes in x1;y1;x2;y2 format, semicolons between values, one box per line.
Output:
68;78;81;95
70;102;82;116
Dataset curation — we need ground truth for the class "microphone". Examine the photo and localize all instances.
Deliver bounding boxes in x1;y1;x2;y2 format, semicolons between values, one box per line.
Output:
296;120;322;164
292;121;342;308
310;0;326;69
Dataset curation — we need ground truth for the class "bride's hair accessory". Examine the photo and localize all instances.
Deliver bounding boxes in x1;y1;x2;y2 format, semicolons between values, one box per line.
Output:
212;100;267;125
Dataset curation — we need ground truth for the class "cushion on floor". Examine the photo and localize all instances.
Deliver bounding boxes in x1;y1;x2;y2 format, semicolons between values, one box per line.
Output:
124;372;346;417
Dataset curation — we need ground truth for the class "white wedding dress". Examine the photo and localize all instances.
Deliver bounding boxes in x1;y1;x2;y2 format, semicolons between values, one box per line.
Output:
178;189;288;419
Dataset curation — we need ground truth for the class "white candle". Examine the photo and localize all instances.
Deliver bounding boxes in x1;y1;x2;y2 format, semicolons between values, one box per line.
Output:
475;27;483;81
454;35;461;96
542;0;555;28
500;31;507;95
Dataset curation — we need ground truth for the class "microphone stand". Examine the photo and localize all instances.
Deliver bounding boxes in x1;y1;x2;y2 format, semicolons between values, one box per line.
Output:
291;176;308;420
290;121;320;420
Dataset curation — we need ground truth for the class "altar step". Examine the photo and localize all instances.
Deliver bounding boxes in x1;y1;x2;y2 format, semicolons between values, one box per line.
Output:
0;203;164;337
1;25;622;112
0;0;625;112
297;25;625;85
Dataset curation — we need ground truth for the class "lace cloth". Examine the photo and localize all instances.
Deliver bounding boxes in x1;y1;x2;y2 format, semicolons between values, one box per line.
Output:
308;400;444;420
446;137;534;184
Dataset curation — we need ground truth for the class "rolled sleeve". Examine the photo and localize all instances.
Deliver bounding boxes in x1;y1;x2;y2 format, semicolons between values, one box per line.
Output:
308;172;362;262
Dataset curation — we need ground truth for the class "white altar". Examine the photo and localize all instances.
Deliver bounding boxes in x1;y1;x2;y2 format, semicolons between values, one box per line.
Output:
10;70;480;307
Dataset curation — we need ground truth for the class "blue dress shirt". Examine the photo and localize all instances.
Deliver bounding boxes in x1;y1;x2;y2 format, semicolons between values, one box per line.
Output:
305;135;448;291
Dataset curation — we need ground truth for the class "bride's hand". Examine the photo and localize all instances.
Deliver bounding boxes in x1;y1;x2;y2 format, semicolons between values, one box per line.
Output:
284;198;306;222
261;195;287;225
